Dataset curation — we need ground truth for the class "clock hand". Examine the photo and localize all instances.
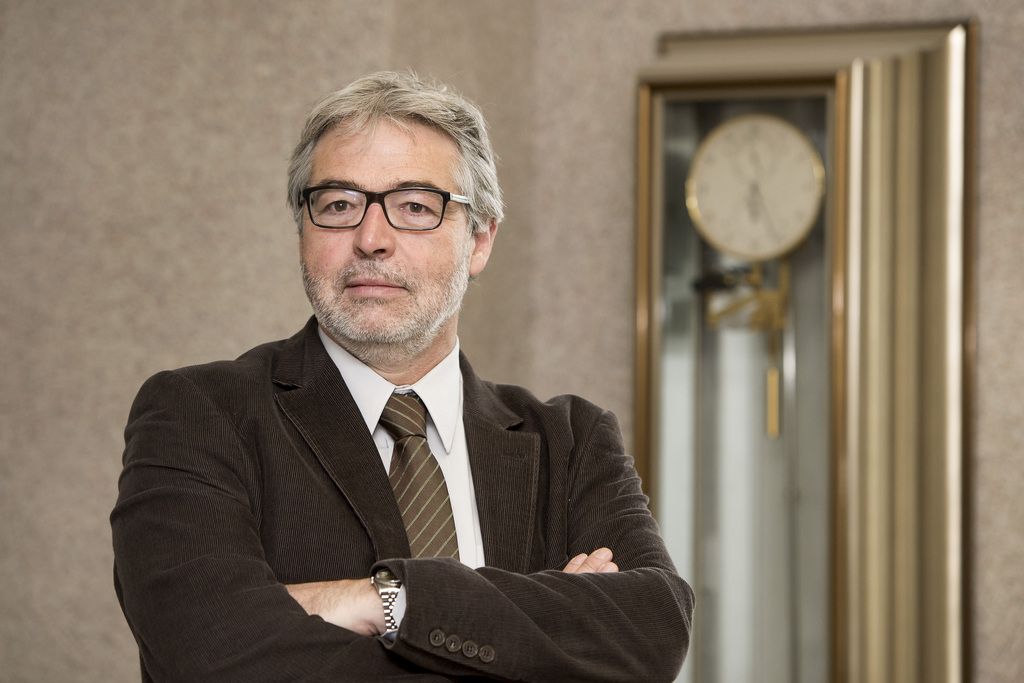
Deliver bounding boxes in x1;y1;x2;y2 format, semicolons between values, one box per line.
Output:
745;181;762;221
750;181;781;240
730;154;755;184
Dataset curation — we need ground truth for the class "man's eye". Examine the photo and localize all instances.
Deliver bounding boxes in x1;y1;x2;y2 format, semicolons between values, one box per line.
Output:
397;200;439;215
311;189;362;216
326;200;352;213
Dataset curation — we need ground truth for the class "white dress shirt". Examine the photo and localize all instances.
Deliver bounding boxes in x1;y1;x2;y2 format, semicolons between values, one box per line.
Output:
317;327;486;570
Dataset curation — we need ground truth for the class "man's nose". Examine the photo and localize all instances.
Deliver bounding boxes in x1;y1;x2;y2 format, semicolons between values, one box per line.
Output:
353;202;395;257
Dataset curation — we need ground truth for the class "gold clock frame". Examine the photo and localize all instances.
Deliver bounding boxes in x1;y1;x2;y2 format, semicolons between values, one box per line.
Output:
634;22;976;683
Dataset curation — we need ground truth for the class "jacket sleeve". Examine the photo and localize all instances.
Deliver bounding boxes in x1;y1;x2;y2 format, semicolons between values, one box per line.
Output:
111;370;448;682
378;408;696;682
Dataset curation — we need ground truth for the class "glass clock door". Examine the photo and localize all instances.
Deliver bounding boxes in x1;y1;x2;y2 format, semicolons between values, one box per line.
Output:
654;94;831;683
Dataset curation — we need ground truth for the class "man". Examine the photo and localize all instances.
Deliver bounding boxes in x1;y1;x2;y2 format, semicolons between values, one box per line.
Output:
112;71;694;682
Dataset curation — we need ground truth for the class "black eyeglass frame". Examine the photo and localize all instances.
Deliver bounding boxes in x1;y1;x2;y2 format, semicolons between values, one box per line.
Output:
300;184;471;231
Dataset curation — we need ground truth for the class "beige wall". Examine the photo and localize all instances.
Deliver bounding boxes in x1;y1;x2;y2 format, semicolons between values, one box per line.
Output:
1;1;1020;681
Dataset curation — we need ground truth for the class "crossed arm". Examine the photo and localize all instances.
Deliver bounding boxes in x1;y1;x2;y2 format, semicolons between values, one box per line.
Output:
113;371;692;681
285;548;620;636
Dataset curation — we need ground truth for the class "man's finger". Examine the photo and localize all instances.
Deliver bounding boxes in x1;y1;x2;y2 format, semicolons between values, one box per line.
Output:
578;547;613;572
562;553;589;573
564;548;615;574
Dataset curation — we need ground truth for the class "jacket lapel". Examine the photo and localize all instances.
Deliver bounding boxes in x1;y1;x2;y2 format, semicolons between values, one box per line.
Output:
461;355;540;573
270;321;540;570
271;319;410;561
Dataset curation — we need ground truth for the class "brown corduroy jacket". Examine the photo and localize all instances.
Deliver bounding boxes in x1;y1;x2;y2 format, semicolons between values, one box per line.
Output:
111;318;694;682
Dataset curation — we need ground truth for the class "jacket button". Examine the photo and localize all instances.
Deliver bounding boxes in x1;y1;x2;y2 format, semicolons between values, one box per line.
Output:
445;634;463;653
478;645;496;663
429;629;446;647
462;640;479;658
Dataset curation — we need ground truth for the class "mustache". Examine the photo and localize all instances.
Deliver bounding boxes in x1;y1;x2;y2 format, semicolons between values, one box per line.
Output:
336;261;414;291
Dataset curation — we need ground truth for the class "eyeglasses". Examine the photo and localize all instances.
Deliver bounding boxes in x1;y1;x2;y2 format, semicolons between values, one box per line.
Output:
301;184;470;231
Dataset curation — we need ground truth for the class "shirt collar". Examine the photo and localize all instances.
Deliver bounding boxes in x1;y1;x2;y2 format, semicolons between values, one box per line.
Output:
317;327;462;453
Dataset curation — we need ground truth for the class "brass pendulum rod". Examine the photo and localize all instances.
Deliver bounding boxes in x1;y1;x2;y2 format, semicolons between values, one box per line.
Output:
765;261;790;439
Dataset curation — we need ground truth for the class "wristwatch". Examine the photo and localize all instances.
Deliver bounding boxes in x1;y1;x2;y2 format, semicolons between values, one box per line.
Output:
371;568;402;635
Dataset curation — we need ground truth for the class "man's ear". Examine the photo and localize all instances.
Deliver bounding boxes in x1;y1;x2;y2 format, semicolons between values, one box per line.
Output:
468;218;498;278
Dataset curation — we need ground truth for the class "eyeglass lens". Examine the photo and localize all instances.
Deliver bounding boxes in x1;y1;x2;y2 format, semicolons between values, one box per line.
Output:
308;188;446;230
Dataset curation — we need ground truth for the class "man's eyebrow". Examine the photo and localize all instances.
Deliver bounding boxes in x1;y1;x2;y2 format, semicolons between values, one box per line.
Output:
308;178;364;190
391;180;446;192
308;179;448;192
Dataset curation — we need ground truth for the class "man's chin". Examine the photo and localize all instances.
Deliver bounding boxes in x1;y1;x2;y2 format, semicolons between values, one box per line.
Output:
322;315;422;348
339;288;404;303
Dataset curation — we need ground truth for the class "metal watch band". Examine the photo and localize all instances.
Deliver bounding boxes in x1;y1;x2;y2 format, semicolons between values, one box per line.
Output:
372;569;402;635
379;588;399;633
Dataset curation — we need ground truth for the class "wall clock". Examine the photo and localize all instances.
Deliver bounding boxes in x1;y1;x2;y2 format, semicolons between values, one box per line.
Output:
685;113;825;261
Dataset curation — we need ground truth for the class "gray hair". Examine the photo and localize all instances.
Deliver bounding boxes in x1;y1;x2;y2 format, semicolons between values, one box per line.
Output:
286;71;503;234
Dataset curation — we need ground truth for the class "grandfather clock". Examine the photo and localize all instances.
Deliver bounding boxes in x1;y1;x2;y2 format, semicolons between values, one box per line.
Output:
634;23;975;683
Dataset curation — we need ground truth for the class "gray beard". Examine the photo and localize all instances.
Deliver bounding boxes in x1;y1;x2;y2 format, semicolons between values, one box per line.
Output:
301;248;470;369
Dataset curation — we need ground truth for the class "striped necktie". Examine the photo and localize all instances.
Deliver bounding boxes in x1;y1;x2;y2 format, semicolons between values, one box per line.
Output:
379;392;459;559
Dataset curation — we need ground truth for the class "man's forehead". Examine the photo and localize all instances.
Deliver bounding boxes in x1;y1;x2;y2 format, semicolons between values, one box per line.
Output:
313;118;454;162
317;119;456;155
309;119;460;186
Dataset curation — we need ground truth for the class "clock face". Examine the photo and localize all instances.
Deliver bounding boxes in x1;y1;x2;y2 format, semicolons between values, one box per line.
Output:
685;113;825;261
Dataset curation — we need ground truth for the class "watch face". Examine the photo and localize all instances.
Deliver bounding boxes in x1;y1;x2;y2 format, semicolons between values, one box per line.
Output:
685;113;825;261
373;568;401;588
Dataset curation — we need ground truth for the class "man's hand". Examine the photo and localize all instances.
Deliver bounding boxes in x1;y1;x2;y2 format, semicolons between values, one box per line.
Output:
561;547;619;574
286;550;617;636
285;578;384;636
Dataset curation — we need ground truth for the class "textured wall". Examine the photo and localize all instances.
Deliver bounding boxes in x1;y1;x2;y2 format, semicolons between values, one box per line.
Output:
0;1;1020;681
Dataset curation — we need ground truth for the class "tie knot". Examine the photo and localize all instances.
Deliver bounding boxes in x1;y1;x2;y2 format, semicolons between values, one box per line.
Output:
380;392;428;440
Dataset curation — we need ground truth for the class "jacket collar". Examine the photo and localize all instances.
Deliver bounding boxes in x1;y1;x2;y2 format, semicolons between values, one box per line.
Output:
272;318;540;572
272;318;411;560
